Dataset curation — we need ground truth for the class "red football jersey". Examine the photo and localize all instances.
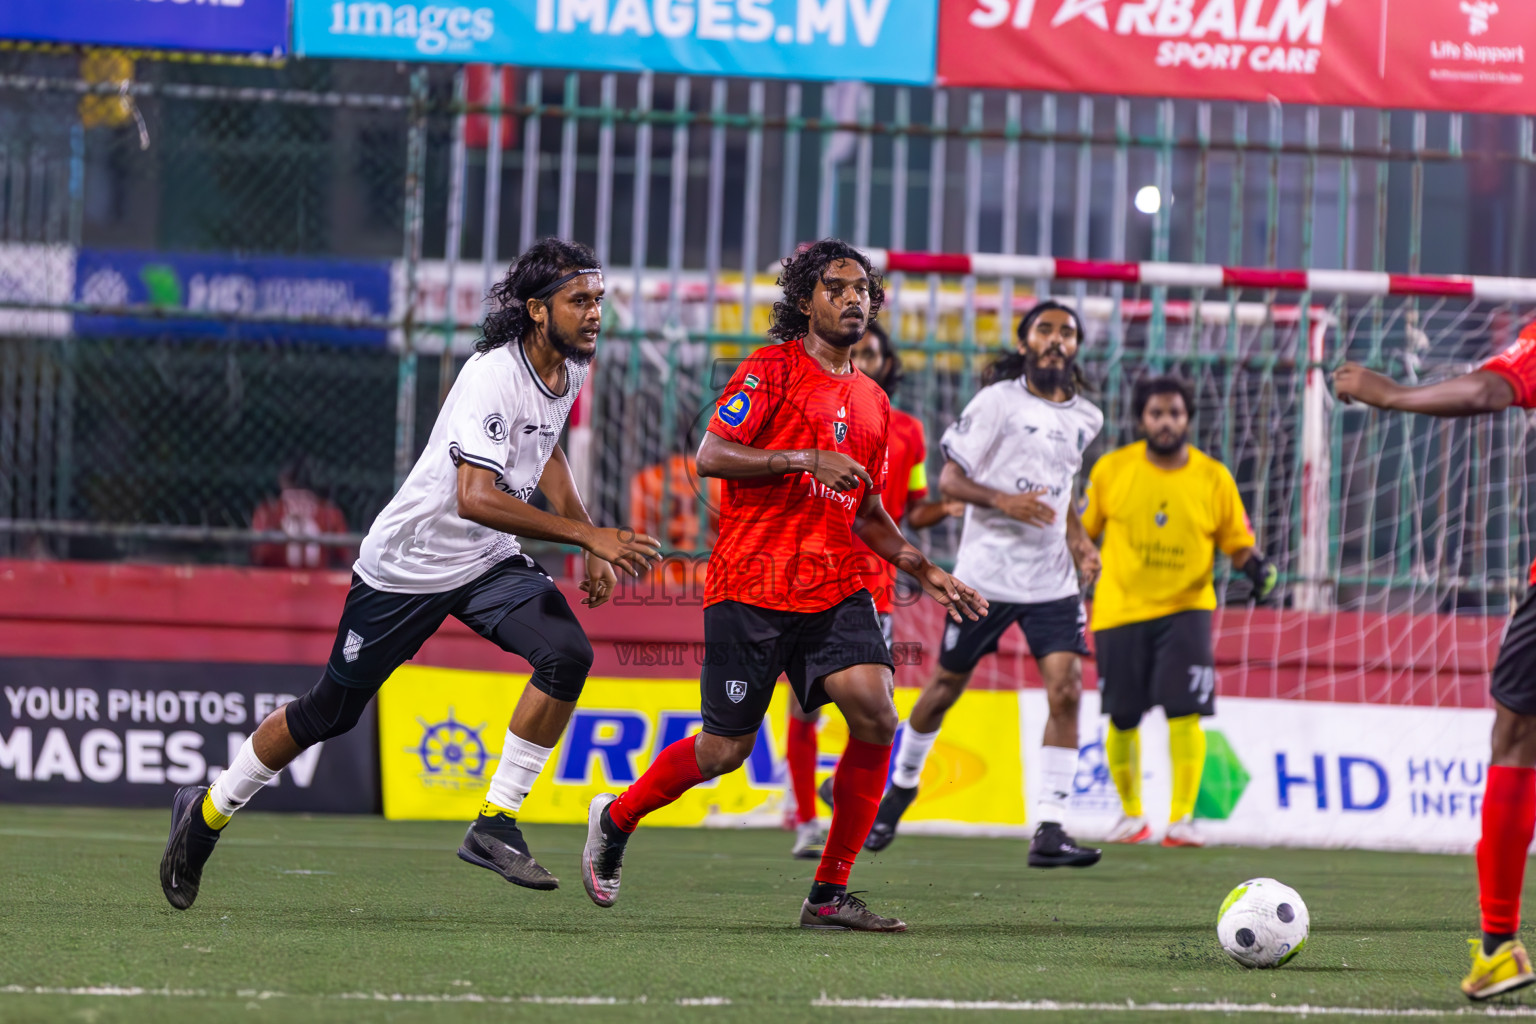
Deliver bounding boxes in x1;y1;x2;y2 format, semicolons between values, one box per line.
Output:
705;339;890;613
858;408;928;614
1482;321;1536;582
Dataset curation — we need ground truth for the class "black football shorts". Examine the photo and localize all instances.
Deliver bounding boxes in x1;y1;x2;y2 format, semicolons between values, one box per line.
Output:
1093;609;1216;728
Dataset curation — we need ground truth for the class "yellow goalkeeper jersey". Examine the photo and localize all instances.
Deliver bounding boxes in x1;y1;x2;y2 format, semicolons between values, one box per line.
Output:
1081;441;1256;632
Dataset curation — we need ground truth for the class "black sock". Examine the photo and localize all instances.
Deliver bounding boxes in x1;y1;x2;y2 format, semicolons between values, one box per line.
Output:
1484;931;1517;956
477;814;530;855
808;881;846;904
599;805;630;845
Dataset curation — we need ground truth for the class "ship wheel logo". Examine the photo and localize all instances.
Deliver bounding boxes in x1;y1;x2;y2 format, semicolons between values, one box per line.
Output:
412;709;494;786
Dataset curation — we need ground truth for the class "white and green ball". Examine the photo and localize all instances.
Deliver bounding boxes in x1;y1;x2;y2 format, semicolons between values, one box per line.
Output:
1216;878;1309;968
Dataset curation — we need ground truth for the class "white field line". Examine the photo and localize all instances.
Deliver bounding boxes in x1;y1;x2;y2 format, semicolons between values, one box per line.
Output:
813;996;1536;1017
0;986;729;1006
3;988;1532;1016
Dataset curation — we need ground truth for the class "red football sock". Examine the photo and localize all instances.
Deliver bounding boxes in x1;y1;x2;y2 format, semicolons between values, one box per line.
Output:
816;736;892;888
1479;765;1536;936
786;716;820;825
608;735;706;833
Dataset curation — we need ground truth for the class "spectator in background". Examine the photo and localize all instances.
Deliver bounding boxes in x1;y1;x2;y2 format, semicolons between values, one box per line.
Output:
628;453;721;587
250;459;351;570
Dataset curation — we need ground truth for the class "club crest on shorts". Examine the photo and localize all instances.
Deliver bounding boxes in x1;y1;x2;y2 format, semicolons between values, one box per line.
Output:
725;679;748;703
343;629;364;663
943;622;960;651
483;413;508;442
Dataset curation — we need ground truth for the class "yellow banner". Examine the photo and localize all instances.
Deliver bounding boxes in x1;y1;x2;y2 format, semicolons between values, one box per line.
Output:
378;666;1024;827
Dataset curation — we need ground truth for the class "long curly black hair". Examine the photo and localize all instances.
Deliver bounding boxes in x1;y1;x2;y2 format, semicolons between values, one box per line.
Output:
984;299;1091;395
864;320;903;398
769;239;885;343
476;237;601;354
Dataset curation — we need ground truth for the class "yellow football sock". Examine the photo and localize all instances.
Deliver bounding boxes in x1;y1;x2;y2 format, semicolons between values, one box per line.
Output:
201;791;231;830
1105;722;1143;818
1168;714;1207;822
480;799;518;819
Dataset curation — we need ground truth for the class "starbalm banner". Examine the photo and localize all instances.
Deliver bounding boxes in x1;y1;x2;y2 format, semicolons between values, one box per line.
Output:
937;0;1533;115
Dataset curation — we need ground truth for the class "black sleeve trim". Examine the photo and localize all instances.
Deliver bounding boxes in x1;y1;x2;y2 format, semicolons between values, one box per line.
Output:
940;440;975;478
449;444;506;481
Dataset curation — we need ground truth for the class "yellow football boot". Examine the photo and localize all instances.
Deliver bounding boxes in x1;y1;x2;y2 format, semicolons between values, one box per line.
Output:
1462;937;1536;1000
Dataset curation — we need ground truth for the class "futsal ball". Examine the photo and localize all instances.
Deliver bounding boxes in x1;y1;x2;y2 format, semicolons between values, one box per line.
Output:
1216;877;1309;968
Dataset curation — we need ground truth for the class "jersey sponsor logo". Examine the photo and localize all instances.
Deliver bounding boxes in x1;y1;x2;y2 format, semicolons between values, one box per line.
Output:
343;629;364;663
743;374;761;389
725;680;748;704
521;422;557;438
717;391;751;427
484;413;508;442
1015;476;1067;498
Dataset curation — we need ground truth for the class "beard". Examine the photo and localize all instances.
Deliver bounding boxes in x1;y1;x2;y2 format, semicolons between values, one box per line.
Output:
821;312;866;347
547;321;596;366
1146;427;1189;456
1024;347;1076;395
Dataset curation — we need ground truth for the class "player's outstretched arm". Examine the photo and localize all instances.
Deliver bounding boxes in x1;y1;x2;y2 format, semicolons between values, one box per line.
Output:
904;497;966;530
937;460;1054;527
852;491;987;623
1333;364;1515;417
456;462;662;579
536;447;619;607
695;432;871;492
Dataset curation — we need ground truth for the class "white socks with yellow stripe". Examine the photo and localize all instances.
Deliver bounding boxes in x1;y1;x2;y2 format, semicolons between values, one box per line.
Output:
481;730;556;818
202;736;278;829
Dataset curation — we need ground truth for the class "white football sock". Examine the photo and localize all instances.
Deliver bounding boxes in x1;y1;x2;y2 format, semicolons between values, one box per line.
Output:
1036;743;1078;826
208;736;279;817
890;724;939;790
484;730;555;814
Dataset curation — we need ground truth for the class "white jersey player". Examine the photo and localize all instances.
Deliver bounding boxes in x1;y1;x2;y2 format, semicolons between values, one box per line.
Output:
864;301;1105;866
160;238;661;911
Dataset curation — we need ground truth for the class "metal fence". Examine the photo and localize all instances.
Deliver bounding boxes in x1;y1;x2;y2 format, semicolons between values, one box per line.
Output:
2;49;1535;614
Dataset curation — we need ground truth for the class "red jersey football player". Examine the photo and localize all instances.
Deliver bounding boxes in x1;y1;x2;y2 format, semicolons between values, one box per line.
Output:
785;320;964;859
580;240;987;931
1334;320;1536;1000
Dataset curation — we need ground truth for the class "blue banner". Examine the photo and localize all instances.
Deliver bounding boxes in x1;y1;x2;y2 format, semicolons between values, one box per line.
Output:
0;0;289;56
74;250;392;347
293;0;936;83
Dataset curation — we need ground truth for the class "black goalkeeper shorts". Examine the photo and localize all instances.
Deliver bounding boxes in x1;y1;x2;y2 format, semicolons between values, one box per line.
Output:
1093;609;1216;728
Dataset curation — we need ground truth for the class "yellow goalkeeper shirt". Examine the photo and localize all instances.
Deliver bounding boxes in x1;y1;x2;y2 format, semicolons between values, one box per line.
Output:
1081;441;1256;632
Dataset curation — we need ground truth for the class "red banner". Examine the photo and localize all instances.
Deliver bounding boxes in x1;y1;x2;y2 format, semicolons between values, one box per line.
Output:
937;0;1534;115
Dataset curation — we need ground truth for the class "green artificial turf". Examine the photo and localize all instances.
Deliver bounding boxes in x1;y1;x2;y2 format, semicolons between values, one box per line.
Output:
0;804;1527;1022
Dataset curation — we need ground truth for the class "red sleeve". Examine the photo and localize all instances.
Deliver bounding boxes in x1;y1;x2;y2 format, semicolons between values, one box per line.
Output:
706;346;786;446
865;392;890;496
1482;323;1536;408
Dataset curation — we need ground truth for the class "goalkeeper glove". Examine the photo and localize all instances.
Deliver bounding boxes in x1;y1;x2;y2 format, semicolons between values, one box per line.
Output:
1242;552;1279;602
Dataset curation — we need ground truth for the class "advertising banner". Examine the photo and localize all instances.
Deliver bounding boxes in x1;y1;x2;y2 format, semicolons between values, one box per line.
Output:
0;244;73;338
0;658;378;814
379;667;1025;825
1024;691;1495;854
75;249;391;346
0;0;290;57
294;0;938;83
936;0;1534;115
